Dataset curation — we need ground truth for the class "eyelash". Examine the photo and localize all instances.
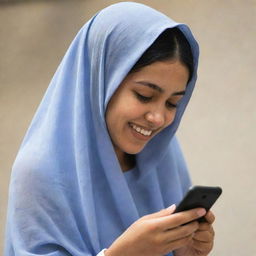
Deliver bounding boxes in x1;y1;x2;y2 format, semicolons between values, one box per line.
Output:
135;92;152;102
166;101;177;109
134;92;177;109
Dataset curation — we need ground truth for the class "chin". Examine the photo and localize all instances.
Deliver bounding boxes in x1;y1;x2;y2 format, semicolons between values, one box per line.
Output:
123;144;146;155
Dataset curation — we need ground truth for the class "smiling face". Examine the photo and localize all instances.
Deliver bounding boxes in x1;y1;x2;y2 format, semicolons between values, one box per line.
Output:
105;60;189;168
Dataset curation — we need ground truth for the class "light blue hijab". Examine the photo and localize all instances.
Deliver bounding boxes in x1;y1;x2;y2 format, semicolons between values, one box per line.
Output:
5;2;199;256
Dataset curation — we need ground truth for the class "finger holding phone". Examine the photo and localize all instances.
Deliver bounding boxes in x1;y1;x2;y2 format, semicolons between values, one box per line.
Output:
174;210;216;256
106;185;221;256
173;185;222;256
105;206;207;256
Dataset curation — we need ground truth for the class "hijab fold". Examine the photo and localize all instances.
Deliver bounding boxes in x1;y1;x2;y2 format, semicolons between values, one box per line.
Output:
5;2;199;256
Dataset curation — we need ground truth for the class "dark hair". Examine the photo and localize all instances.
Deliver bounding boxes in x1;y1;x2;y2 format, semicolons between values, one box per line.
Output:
130;28;194;81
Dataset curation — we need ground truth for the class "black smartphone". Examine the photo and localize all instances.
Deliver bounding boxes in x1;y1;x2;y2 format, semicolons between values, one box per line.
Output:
174;185;222;222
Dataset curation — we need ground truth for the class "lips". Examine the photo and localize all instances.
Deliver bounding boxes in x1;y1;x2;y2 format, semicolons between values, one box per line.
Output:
129;122;153;137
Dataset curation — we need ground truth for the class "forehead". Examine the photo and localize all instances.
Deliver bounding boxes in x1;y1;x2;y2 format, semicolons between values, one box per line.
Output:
124;60;189;93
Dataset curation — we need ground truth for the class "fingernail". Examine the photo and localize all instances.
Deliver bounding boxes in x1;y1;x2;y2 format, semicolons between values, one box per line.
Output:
197;208;206;217
167;204;176;211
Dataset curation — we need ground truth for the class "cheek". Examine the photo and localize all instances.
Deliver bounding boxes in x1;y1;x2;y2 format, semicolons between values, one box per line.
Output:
106;97;138;127
165;109;177;127
115;97;142;119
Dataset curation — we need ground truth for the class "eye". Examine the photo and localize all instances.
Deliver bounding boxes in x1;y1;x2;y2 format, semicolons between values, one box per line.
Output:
166;101;177;109
134;92;152;103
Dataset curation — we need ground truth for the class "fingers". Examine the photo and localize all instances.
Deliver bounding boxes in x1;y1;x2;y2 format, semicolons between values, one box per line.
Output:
163;221;199;242
141;204;176;220
204;210;215;224
198;222;214;233
192;222;215;253
144;207;213;227
157;208;206;230
165;235;194;253
150;208;215;255
193;229;213;242
173;208;206;227
191;238;214;252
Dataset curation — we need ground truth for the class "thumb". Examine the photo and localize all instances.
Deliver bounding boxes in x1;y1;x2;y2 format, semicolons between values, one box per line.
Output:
156;204;177;217
166;204;176;214
143;204;176;220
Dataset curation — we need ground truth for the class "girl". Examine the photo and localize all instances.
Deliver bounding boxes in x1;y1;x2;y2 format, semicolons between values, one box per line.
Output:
5;2;215;256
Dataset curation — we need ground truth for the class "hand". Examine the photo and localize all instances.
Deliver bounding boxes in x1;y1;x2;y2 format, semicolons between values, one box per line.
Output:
104;205;206;256
174;211;215;256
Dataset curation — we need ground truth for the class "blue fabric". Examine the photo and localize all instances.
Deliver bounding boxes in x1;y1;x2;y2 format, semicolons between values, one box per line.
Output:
5;2;199;256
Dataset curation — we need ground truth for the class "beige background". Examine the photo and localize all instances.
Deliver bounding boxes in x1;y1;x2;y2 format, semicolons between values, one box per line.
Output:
1;0;255;255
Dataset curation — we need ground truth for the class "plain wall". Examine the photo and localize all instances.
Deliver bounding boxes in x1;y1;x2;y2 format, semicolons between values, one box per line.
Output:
1;0;256;255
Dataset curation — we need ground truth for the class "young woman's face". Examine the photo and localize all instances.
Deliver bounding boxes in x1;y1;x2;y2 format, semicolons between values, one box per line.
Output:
105;60;189;157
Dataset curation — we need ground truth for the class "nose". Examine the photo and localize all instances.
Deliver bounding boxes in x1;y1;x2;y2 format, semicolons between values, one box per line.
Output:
145;107;176;129
145;108;166;128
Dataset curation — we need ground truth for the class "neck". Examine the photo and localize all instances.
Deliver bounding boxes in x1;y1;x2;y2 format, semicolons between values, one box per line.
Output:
115;148;136;172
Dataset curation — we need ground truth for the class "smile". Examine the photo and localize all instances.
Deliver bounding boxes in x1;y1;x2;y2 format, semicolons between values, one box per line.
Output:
129;123;153;136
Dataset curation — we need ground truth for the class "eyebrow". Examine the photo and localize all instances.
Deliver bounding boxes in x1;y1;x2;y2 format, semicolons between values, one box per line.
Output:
135;81;186;96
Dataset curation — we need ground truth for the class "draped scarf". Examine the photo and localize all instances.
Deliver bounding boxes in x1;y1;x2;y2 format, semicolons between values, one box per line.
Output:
5;2;199;255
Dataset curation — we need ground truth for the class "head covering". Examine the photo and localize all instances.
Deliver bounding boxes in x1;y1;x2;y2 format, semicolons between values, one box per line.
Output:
5;2;199;256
